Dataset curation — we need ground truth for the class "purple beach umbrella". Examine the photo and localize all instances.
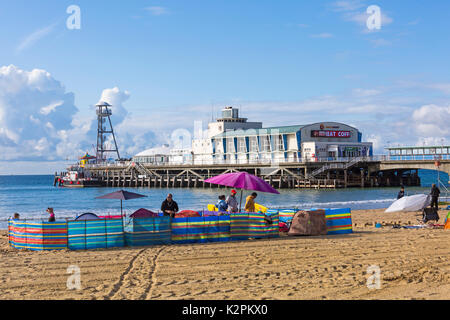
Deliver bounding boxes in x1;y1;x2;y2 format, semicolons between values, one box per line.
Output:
95;190;147;215
204;172;280;212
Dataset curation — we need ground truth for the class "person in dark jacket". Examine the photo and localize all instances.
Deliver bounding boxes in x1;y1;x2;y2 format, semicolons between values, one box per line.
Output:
430;184;440;209
161;194;179;218
397;186;405;199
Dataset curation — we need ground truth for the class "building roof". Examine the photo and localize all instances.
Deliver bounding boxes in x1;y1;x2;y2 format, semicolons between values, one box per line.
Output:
213;125;306;138
134;145;171;157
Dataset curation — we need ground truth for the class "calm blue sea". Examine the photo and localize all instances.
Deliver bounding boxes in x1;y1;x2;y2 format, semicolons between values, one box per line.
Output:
0;170;448;229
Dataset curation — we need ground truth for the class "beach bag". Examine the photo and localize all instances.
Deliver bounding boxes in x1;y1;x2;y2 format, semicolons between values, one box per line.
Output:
422;207;439;223
288;210;327;236
279;222;290;233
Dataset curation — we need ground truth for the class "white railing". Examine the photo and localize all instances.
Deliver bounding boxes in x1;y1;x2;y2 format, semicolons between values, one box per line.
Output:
387;154;450;161
85;156;387;169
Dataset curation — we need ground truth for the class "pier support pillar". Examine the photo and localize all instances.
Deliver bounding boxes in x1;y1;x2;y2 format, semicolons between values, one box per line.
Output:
360;169;365;188
344;170;348;188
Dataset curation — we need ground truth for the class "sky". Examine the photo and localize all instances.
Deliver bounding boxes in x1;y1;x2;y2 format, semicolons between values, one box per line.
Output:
0;0;450;174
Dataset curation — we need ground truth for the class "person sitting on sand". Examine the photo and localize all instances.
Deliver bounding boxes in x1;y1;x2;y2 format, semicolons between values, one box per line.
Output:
161;194;179;218
216;195;228;212
245;192;257;213
46;207;55;222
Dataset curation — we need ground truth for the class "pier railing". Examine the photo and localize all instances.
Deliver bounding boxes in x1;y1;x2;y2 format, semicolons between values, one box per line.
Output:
83;155;450;169
85;156;387;169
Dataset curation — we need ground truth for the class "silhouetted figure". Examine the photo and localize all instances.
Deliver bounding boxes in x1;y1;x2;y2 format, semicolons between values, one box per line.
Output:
430;184;440;209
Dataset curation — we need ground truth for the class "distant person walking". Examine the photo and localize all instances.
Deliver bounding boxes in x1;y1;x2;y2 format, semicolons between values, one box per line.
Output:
245;192;258;213
161;193;179;218
226;189;239;213
430;184;440;209
397;186;405;199
46;208;55;222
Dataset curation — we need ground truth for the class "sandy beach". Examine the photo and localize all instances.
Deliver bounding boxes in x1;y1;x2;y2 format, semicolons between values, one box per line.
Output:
0;208;449;300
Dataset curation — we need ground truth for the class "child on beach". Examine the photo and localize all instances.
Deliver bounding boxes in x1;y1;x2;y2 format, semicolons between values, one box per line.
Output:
13;213;20;220
216;195;228;212
46;207;55;222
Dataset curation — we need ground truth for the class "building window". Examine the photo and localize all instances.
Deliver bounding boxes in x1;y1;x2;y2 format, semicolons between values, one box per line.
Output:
273;135;284;151
250;137;258;152
238;138;247;153
227;138;235;153
260;136;270;152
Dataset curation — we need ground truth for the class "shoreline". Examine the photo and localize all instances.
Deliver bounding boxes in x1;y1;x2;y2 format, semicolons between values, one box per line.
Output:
1;208;449;300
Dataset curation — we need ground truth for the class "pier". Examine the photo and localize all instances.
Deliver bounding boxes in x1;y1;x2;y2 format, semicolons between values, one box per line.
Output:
58;154;450;189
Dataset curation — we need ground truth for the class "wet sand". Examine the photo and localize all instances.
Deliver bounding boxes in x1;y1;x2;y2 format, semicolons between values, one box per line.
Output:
0;208;449;300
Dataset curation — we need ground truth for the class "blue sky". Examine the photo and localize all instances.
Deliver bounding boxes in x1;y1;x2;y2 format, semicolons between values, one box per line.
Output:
0;0;450;173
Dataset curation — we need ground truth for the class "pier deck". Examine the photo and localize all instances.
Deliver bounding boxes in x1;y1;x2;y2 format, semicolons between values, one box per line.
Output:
54;157;434;189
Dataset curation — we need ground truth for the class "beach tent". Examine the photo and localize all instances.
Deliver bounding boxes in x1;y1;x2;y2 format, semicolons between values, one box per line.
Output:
130;208;158;218
75;213;100;221
385;194;431;213
288;210;328;236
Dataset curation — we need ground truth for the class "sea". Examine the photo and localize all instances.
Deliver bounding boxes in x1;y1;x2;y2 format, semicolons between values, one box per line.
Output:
0;170;448;229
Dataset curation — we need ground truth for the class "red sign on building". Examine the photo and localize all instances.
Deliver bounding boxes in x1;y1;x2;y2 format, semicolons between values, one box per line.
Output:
311;130;351;138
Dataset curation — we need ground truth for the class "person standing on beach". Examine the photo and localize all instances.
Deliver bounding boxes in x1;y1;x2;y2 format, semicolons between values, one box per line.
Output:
46;208;55;222
245;192;257;213
397;186;405;199
430;184;440;209
226;189;239;213
161;194;179;218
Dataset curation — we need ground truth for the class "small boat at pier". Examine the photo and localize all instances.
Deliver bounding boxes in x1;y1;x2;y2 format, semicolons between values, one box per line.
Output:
54;153;103;188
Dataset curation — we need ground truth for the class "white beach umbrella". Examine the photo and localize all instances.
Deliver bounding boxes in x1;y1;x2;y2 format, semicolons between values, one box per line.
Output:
385;194;431;213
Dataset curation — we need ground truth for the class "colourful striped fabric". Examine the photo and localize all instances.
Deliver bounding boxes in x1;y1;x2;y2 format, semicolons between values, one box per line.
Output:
8;219;68;251
230;213;279;240
171;216;231;244
325;208;353;235
278;209;297;223
124;217;171;246
67;218;125;250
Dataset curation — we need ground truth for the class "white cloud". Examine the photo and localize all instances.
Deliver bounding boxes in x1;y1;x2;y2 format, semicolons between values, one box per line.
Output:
426;83;450;95
144;6;169;16
412;104;450;138
370;38;391;47
0;65;79;161
352;88;382;97
310;33;334;38
16;23;58;53
40;100;64;115
331;0;365;12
